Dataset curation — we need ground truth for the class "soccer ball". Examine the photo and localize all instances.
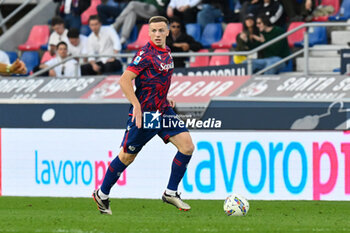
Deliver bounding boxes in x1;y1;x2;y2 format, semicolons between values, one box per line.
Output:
223;194;249;216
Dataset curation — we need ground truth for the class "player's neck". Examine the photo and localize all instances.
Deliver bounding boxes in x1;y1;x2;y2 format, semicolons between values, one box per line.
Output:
149;40;167;52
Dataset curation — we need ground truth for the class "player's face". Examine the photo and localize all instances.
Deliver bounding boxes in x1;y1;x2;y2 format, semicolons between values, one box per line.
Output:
149;22;169;48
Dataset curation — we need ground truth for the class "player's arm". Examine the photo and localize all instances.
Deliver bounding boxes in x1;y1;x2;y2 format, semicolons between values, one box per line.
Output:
119;70;142;128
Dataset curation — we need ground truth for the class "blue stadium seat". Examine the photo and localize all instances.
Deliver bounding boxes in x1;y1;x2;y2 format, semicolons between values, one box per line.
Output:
21;51;40;75
123;25;138;50
294;25;327;47
5;51;18;63
80;25;92;36
329;0;350;21
200;23;222;48
279;59;293;73
185;23;201;41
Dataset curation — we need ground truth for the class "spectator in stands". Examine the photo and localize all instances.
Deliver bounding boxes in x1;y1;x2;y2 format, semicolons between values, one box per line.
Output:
53;0;91;29
39;41;80;77
113;0;170;45
97;0;128;25
197;0;224;29
248;14;290;74
167;0;202;24
257;0;286;28
48;16;69;57
0;50;10;65
234;13;260;64
67;28;88;63
0;59;27;75
239;0;263;21
166;17;202;67
279;0;316;22
81;15;122;75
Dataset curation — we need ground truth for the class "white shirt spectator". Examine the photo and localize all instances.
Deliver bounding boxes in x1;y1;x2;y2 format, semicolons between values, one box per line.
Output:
49;29;69;46
0;50;10;64
168;0;201;9
67;34;88;62
45;56;80;77
87;25;121;63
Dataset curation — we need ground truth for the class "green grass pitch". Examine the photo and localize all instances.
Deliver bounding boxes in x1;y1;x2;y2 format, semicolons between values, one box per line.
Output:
0;196;349;233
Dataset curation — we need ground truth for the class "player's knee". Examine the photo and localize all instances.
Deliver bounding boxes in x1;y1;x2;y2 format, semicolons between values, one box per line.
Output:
181;142;195;155
119;151;137;165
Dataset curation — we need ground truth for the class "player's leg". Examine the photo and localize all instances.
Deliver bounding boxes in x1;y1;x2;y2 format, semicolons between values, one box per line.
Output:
93;150;137;215
162;131;194;211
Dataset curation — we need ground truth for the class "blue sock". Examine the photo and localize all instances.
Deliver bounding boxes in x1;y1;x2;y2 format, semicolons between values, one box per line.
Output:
167;151;192;191
100;156;127;195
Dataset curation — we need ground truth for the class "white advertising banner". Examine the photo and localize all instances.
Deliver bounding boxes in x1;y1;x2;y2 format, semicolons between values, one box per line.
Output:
1;129;350;200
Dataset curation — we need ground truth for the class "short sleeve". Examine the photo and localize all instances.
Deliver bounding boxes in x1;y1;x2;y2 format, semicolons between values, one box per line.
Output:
126;49;150;75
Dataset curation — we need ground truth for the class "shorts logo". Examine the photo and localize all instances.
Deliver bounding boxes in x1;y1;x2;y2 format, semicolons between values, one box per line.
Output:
128;145;136;151
143;110;161;129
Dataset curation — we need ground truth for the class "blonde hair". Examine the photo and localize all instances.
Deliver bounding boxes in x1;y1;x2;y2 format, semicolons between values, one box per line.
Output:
148;16;169;25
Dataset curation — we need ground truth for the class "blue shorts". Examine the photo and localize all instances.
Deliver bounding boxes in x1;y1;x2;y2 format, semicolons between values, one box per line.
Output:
120;107;189;154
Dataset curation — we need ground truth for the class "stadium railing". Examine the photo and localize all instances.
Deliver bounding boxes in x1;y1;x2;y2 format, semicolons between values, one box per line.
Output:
29;22;350;78
0;0;39;33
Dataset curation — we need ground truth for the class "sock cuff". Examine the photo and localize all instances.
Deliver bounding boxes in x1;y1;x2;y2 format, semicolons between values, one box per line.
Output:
175;151;192;163
111;156;127;170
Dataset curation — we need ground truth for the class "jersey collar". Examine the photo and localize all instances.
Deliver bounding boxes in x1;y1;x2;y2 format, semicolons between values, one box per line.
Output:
149;40;168;52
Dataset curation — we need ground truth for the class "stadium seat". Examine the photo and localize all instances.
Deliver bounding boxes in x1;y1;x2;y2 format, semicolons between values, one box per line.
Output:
40;51;56;64
294;25;327;47
209;49;230;66
211;23;243;49
312;0;340;21
18;25;50;51
21;51;40;75
186;23;201;41
127;24;149;50
279;59;293;73
189;49;210;67
80;25;91;36
287;22;306;48
329;0;350;21
123;25;138;50
5;51;18;64
81;0;101;25
199;23;223;48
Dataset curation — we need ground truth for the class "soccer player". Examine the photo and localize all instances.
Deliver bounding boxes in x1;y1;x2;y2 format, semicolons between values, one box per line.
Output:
92;16;195;215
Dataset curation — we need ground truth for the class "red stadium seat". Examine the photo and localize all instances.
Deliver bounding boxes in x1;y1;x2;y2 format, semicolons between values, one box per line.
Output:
81;0;101;25
211;23;243;49
313;0;340;21
40;51;56;64
287;22;306;48
127;24;149;50
209;49;230;66
189;49;210;67
18;25;50;51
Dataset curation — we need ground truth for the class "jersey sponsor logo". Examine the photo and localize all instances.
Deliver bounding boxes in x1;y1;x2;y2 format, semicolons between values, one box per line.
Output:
159;62;174;72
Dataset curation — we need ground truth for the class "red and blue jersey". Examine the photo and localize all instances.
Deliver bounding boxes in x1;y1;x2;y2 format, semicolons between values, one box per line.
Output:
126;40;174;113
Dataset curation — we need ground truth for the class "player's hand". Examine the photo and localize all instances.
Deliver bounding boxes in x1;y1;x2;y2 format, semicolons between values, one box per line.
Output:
168;98;176;108
132;104;142;129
